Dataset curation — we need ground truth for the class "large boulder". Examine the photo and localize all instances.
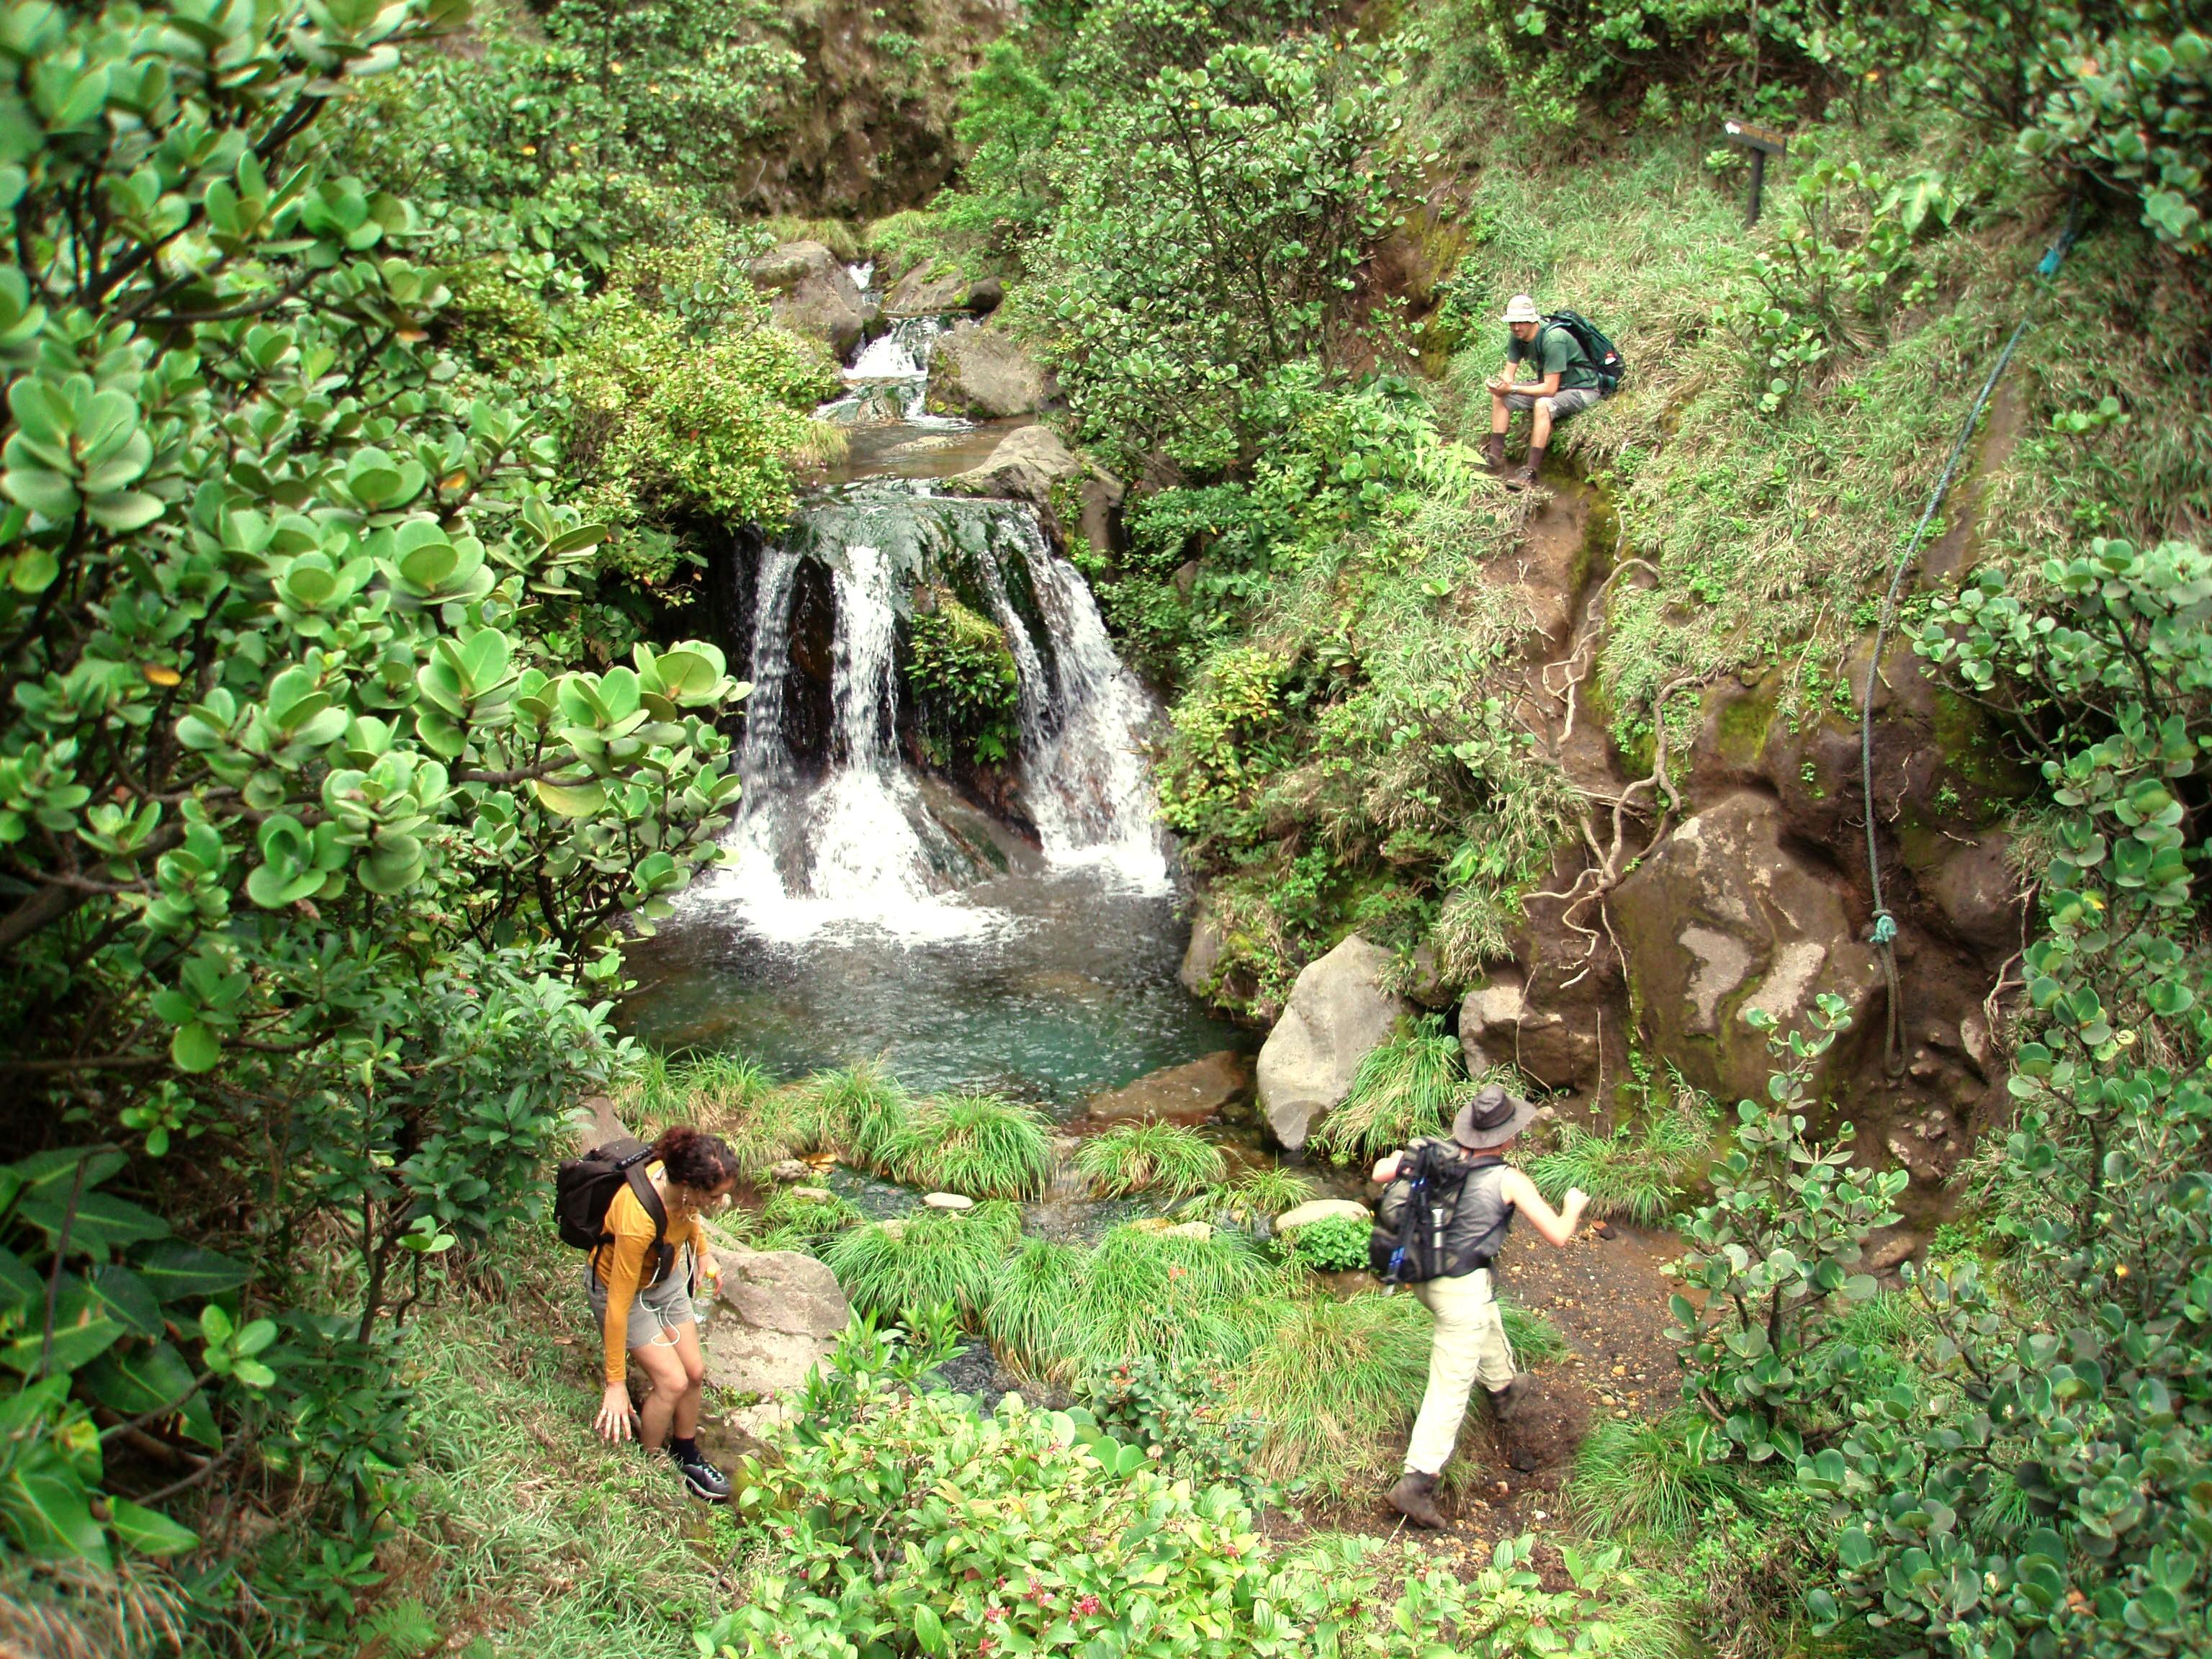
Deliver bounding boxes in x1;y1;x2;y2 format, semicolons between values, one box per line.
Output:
1459;971;1598;1092
1085;1050;1251;1127
570;1093;628;1155
1611;791;1883;1104
925;320;1055;418
1256;935;1409;1151
701;1246;850;1435
946;423;1080;507
750;240;866;359
884;259;979;315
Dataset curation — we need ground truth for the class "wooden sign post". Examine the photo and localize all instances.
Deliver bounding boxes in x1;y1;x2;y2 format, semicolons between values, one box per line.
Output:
1724;120;1788;228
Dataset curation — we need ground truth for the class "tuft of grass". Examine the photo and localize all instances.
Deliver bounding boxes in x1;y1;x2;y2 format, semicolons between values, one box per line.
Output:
1074;1121;1227;1199
984;1236;1084;1379
984;1224;1287;1382
1309;1020;1467;1165
1209;1164;1316;1228
886;1091;1057;1200
755;1186;863;1253
670;1050;776;1123
1529;1088;1714;1224
785;1059;911;1167
1233;1292;1432;1496
1568;1411;1758;1540
822;1202;1022;1326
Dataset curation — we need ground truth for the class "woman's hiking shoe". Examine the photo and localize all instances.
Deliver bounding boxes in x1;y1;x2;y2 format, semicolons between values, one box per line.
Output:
670;1444;732;1503
1387;1470;1447;1529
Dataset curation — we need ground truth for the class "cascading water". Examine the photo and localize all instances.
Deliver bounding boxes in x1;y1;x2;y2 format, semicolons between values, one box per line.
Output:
696;483;1168;944
629;287;1241;1102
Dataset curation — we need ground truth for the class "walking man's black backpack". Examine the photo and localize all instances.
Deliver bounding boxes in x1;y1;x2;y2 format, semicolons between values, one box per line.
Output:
1370;1140;1493;1284
1544;310;1625;397
555;1136;670;1278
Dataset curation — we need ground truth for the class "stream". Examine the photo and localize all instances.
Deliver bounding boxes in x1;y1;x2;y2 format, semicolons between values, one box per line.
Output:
620;284;1254;1121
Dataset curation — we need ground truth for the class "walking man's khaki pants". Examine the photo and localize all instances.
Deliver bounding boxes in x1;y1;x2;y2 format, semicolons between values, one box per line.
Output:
1403;1267;1516;1475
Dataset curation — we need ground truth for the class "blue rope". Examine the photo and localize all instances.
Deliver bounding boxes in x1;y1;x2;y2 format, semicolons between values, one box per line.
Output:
1856;199;2079;1071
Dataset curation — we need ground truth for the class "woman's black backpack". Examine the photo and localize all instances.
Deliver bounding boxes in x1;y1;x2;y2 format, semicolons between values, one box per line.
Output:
555;1136;670;1280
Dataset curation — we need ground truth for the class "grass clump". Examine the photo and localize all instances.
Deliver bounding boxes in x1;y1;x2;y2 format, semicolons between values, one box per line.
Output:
786;1058;911;1168
1208;1164;1316;1228
1570;1412;1759;1542
1234;1292;1431;1496
986;1223;1285;1382
1309;1019;1467;1165
887;1090;1057;1199
1529;1087;1714;1224
984;1236;1084;1379
1499;1298;1566;1365
755;1186;863;1252
1074;1121;1227;1199
822;1202;1022;1326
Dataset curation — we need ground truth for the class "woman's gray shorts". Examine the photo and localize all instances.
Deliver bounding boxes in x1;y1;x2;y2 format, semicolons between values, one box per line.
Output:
586;1246;698;1351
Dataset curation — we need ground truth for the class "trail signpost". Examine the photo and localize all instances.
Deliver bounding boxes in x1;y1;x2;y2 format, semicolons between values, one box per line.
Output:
1725;120;1788;228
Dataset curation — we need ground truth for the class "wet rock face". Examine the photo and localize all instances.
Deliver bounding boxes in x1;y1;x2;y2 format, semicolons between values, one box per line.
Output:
925;320;1056;418
750;240;866;359
701;1246;850;1435
1179;901;1226;997
1256;935;1408;1151
1085;1050;1251;1127
781;557;839;774
1611;791;1884;1105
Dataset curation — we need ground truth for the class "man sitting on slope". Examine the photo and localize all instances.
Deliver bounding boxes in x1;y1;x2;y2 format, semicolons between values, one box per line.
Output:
1484;292;1603;491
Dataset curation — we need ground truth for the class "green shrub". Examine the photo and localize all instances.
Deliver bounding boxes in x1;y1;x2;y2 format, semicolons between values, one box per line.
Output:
1074;1121;1228;1199
1282;1213;1373;1274
886;1091;1058;1200
1569;1412;1758;1541
1072;1354;1269;1499
703;1347;1632;1659
1309;1019;1467;1165
821;1204;1022;1327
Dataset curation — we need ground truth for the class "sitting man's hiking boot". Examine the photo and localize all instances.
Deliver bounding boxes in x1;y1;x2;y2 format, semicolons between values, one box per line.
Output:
1387;1470;1448;1529
1506;443;1547;492
1483;432;1507;475
669;1438;732;1503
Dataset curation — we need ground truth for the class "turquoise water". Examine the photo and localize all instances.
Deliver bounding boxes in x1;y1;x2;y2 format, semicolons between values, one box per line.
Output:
618;865;1252;1110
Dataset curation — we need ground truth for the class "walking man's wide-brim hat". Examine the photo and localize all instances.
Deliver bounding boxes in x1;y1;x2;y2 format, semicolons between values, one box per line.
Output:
1452;1082;1538;1149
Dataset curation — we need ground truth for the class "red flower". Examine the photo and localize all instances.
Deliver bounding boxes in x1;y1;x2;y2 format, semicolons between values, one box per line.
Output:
1075;1594;1101;1617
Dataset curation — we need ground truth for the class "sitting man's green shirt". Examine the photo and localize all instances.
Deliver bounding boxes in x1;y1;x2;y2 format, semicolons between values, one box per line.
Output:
1507;322;1600;391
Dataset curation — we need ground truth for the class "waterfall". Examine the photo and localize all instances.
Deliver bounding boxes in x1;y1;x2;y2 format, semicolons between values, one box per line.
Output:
695;485;1169;943
823;316;948;425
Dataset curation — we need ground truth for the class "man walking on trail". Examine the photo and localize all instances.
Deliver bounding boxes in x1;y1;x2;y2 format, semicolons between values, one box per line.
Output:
1370;1083;1588;1529
1485;293;1602;491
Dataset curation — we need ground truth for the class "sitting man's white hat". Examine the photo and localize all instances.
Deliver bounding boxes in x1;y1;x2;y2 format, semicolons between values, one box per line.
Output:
1502;294;1542;324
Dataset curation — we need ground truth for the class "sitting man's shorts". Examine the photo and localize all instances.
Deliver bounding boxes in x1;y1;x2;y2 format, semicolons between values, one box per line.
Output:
586;1244;698;1350
1503;385;1601;421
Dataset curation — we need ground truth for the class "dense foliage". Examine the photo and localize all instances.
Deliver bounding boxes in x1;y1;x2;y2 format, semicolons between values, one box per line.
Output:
701;1317;1640;1659
0;0;830;1640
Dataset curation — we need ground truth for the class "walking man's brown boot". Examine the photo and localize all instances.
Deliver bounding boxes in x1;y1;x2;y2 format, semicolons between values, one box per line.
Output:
1483;432;1507;475
1505;443;1547;492
1387;1470;1448;1529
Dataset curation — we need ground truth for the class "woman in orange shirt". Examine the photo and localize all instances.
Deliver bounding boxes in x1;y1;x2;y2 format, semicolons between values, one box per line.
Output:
587;1125;740;1501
